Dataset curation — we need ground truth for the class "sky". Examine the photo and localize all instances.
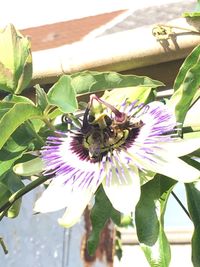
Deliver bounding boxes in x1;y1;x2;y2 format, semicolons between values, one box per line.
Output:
0;0;186;29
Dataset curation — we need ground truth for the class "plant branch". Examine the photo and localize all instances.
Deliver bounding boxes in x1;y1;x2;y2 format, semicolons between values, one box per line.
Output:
42;118;57;132
44;105;57;116
171;191;191;220
155;23;200;34
0;237;8;254
0;175;51;221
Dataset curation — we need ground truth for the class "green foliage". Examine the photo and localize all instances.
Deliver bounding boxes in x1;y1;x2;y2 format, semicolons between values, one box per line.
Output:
0;123;37;177
0;102;42;149
185;182;200;267
47;75;78;113
115;230;123;261
0;171;24;218
87;185;121;255
183;0;200;17
169;45;200;123
70;70;164;95
0;23;200;267
102;86;156;106
35;84;49;112
0;24;32;94
135;175;176;267
184;158;200;267
47;71;161;112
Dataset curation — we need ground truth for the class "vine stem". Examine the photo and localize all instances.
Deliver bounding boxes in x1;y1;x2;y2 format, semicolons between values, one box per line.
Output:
156;23;200;34
0;237;8;254
42;118;57;132
171;191;191;220
0;175;51;221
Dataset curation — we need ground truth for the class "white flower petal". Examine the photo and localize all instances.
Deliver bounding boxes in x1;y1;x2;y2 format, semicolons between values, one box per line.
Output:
58;137;97;172
36;133;101;215
103;160;141;214
125;146;200;183
138;101;176;134
43;135;98;175
58;189;93;227
128;101;177;155
34;173;97;213
158;138;200;157
146;153;200;183
34;176;74;213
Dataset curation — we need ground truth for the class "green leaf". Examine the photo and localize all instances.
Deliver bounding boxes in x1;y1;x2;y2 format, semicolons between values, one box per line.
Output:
0;123;36;176
4;123;35;153
13;157;44;176
3;94;34;104
102;86;156;107
181;156;200;171
0;175;49;220
87;185;121;255
173;45;200;91
184;97;200;131
141;229;170;267
183;12;200;17
35;84;49;111
0;171;24;218
71;71;164;95
169;45;200;123
0;182;12;207
48;71;162;113
115;230;123;261
0;149;23;176
0;102;14;117
48;108;62;120
29;119;45;134
135;175;176;267
185;181;200;267
0;24;32;94
0;102;42;149
182;1;200;17
47;75;78;113
6;199;22;218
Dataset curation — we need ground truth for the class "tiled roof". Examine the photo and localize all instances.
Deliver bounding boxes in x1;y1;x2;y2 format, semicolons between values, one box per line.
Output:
99;1;195;36
20;10;126;51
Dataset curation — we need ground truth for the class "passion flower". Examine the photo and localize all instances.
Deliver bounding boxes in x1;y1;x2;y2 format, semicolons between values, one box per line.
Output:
34;93;200;227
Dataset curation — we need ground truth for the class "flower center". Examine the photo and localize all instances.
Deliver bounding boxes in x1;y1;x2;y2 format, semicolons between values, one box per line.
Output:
73;95;144;163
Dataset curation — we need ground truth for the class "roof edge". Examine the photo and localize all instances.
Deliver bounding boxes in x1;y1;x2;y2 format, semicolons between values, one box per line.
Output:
31;17;200;86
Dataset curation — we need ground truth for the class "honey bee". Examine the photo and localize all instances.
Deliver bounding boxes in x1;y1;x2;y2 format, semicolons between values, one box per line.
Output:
81;94;144;162
129;118;144;129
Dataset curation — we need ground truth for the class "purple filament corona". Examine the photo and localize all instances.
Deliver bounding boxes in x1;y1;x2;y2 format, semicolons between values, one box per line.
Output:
41;98;178;189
